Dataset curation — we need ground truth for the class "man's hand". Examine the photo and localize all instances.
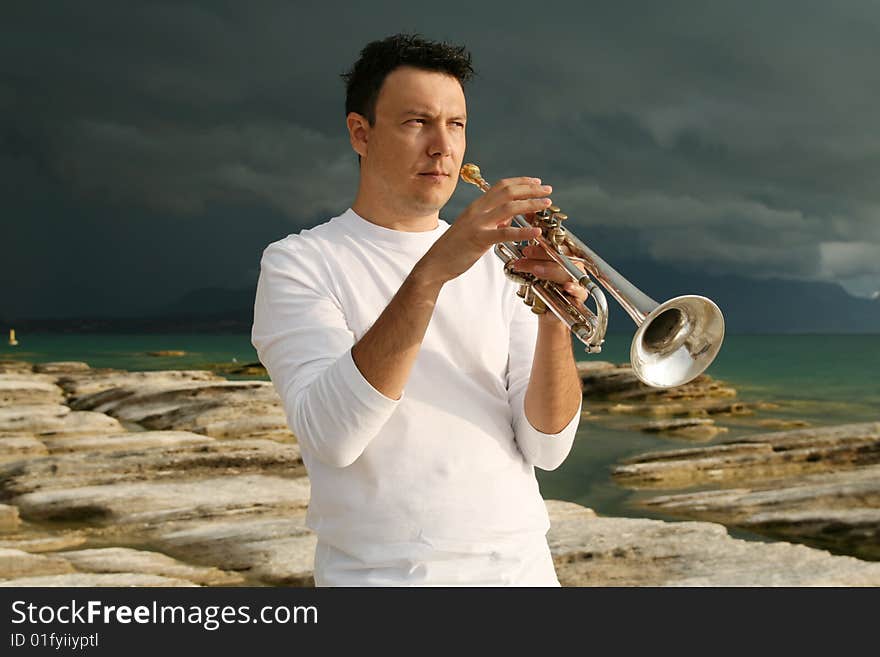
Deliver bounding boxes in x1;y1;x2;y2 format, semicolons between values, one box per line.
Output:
509;243;590;312
413;177;553;285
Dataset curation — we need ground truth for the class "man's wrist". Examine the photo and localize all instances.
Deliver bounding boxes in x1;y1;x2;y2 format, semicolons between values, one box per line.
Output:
403;263;446;311
537;312;569;332
410;259;449;291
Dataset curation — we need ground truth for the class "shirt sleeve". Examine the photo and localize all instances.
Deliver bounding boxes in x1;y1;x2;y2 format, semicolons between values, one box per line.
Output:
251;239;402;468
506;293;581;471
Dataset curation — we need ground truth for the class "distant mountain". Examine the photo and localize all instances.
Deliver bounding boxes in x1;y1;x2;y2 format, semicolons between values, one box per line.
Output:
6;264;880;334
6;314;253;334
150;286;257;319
605;260;880;334
6;286;257;334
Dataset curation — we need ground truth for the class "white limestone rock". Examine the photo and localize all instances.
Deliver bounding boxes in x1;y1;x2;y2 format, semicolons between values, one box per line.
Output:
0;572;199;587
0;548;75;579
71;379;293;441
0;377;65;406
613;421;880;489
0;436;48;463
157;513;316;586
73;381;271;421
61;369;224;402
0;504;20;531
12;474;311;527
642;465;880;522
57;547;245;585
546;499;880;586
577;362;737;403
33;362;92;374
41;430;210;454
639;465;880;559
0;531;88;553
0;361;34;375
742;508;880;560
0;405;123;438
635;417;728;441
0;438;303;496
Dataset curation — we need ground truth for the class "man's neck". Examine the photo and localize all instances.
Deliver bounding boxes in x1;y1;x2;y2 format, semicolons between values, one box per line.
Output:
351;195;440;233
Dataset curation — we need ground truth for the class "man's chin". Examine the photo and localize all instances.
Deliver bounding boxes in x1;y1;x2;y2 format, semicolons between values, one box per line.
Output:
411;190;454;214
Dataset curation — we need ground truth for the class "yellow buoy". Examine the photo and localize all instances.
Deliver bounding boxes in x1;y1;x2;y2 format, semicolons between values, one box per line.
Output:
8;328;18;346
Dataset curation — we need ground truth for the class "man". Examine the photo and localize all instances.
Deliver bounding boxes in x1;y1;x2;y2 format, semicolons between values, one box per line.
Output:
251;34;584;586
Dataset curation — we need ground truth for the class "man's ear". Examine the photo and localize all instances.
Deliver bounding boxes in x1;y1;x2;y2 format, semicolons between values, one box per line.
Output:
346;112;370;158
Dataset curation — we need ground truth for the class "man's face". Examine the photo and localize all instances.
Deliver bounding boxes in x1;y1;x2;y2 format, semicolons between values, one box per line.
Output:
359;66;467;217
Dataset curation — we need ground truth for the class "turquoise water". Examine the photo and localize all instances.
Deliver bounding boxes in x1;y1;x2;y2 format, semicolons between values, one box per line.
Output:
0;334;262;376
2;332;878;521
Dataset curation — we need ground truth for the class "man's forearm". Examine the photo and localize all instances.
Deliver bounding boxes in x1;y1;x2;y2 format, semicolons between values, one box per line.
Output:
350;264;444;400
523;315;583;433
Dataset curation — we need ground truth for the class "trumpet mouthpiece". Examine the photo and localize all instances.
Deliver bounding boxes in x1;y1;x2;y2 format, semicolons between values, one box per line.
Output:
460;163;483;186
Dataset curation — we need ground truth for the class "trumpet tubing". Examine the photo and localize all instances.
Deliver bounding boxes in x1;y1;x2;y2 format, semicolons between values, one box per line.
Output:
460;163;725;388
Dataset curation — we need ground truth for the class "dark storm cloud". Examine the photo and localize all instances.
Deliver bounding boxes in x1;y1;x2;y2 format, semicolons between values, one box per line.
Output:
3;0;880;319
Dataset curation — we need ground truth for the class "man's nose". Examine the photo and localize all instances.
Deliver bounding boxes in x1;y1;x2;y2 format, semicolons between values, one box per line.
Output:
427;126;454;157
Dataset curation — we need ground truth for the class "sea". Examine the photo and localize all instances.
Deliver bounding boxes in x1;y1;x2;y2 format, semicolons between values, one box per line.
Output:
2;332;878;526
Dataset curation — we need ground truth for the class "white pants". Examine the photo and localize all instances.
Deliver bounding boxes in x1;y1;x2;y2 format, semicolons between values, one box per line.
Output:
313;536;560;587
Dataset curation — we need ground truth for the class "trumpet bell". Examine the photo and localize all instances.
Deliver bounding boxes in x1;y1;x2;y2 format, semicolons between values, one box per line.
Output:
458;162;725;388
630;295;725;388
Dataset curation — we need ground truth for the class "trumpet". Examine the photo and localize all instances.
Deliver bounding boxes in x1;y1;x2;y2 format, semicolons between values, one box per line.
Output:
460;163;724;388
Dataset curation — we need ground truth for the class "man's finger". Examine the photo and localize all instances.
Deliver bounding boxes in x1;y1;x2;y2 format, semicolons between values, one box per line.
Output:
562;281;589;303
520;244;552;260
487;181;553;205
495;226;541;243
509;258;572;284
486;198;553;228
491;177;547;191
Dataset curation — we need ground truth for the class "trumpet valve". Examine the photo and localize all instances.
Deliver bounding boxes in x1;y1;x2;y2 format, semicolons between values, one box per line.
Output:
522;285;548;314
533;208;552;225
503;262;532;285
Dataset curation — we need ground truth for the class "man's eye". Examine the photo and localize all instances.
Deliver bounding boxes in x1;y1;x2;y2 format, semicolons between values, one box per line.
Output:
408;119;426;125
451;122;465;128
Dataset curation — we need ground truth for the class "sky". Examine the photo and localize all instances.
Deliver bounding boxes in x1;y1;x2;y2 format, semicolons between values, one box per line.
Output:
3;0;880;319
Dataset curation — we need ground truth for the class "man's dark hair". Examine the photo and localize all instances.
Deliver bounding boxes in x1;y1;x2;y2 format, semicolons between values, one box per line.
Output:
341;33;475;124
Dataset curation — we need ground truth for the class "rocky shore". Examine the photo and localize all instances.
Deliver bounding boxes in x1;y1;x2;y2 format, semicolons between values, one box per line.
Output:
1;358;879;586
612;424;880;560
583;361;880;563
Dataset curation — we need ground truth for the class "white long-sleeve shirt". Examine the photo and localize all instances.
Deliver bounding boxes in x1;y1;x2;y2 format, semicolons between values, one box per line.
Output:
251;208;580;570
